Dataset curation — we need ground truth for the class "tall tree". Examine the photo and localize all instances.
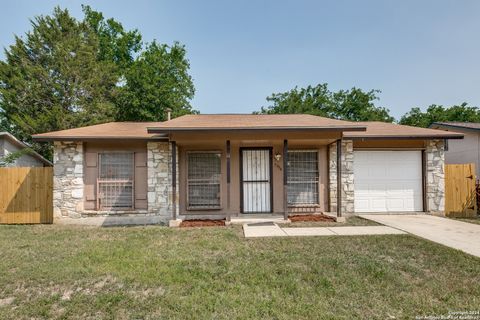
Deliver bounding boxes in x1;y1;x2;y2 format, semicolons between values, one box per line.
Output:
331;88;394;122
0;7;118;157
257;83;394;122
0;6;197;158
83;5;195;121
82;5;142;73
258;84;333;117
116;41;195;121
0;109;10;132
399;103;480;128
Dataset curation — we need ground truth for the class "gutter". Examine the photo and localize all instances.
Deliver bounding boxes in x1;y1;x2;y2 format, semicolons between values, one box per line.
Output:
32;135;169;142
345;134;464;140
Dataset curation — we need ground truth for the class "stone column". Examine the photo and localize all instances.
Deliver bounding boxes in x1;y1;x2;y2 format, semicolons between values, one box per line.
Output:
328;143;338;213
147;141;178;223
53;141;84;219
169;142;180;219
425;139;445;215
329;140;355;215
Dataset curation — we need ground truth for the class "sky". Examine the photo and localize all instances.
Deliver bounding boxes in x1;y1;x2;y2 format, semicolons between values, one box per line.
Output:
1;0;479;119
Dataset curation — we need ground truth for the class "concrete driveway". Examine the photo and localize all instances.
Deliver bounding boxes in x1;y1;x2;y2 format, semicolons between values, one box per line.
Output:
362;214;480;258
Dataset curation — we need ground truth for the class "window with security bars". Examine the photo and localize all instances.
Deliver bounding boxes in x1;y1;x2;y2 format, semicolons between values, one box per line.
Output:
187;152;221;209
287;150;319;205
97;153;134;210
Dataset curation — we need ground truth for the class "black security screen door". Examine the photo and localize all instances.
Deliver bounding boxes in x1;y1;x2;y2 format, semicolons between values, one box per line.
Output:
240;148;273;213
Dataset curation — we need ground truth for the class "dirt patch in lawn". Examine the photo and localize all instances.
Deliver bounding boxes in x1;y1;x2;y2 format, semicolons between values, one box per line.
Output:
180;219;226;227
289;214;336;222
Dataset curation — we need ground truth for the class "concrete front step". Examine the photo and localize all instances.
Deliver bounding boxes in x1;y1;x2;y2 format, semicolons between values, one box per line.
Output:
230;214;290;225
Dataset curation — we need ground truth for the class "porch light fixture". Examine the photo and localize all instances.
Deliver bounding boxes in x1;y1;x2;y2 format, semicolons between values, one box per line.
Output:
274;152;282;161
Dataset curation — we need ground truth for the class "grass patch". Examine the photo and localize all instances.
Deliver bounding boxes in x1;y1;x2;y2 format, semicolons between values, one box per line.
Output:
452;216;480;225
0;224;479;319
288;215;380;227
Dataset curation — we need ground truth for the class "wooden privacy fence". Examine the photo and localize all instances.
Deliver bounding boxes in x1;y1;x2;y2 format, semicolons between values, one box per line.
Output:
0;167;53;224
444;163;477;217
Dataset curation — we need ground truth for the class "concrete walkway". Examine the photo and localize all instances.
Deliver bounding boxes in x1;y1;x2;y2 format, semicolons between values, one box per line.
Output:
243;223;405;238
362;214;480;258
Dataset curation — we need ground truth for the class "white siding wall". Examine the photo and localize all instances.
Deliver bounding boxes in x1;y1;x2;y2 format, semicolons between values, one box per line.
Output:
445;131;480;176
1;138;44;167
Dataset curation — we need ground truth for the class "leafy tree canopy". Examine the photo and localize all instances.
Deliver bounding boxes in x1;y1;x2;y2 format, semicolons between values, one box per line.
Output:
0;109;10;132
399;103;480;128
82;5;142;72
257;83;394;122
116;41;196;121
0;6;196;158
0;7;117;156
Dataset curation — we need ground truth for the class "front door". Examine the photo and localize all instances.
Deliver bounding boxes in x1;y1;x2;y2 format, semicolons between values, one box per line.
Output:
240;148;272;213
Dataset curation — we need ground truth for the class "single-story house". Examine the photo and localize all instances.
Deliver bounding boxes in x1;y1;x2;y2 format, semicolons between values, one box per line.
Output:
1;131;52;167
429;122;480;176
33;114;463;224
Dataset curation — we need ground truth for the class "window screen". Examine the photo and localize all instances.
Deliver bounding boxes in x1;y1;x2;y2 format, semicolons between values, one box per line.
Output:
287;150;319;205
187;152;221;209
97;153;134;210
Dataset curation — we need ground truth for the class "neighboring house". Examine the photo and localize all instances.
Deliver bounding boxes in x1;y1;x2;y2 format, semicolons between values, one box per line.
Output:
0;132;52;167
32;114;463;224
429;122;480;176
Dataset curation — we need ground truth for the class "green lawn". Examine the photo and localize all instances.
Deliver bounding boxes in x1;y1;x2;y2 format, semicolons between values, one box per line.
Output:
0;224;479;319
452;216;480;225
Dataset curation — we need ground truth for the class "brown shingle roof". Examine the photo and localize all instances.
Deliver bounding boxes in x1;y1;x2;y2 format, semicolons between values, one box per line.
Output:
343;121;464;139
32;116;464;141
430;122;480;131
32;122;166;141
147;114;367;132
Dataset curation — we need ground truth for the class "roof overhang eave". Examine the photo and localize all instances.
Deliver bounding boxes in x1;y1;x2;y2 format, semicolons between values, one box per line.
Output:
345;135;464;140
36;155;53;166
32;135;169;142
430;123;480;132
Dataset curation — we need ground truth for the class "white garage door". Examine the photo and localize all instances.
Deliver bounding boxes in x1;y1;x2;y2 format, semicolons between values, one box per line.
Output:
354;151;423;213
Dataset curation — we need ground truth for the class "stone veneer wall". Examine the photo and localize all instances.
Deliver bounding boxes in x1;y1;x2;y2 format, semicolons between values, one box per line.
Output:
328;143;337;213
52;140;178;223
53;141;84;219
328;140;355;215
425;139;445;214
329;139;445;215
147;142;178;222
